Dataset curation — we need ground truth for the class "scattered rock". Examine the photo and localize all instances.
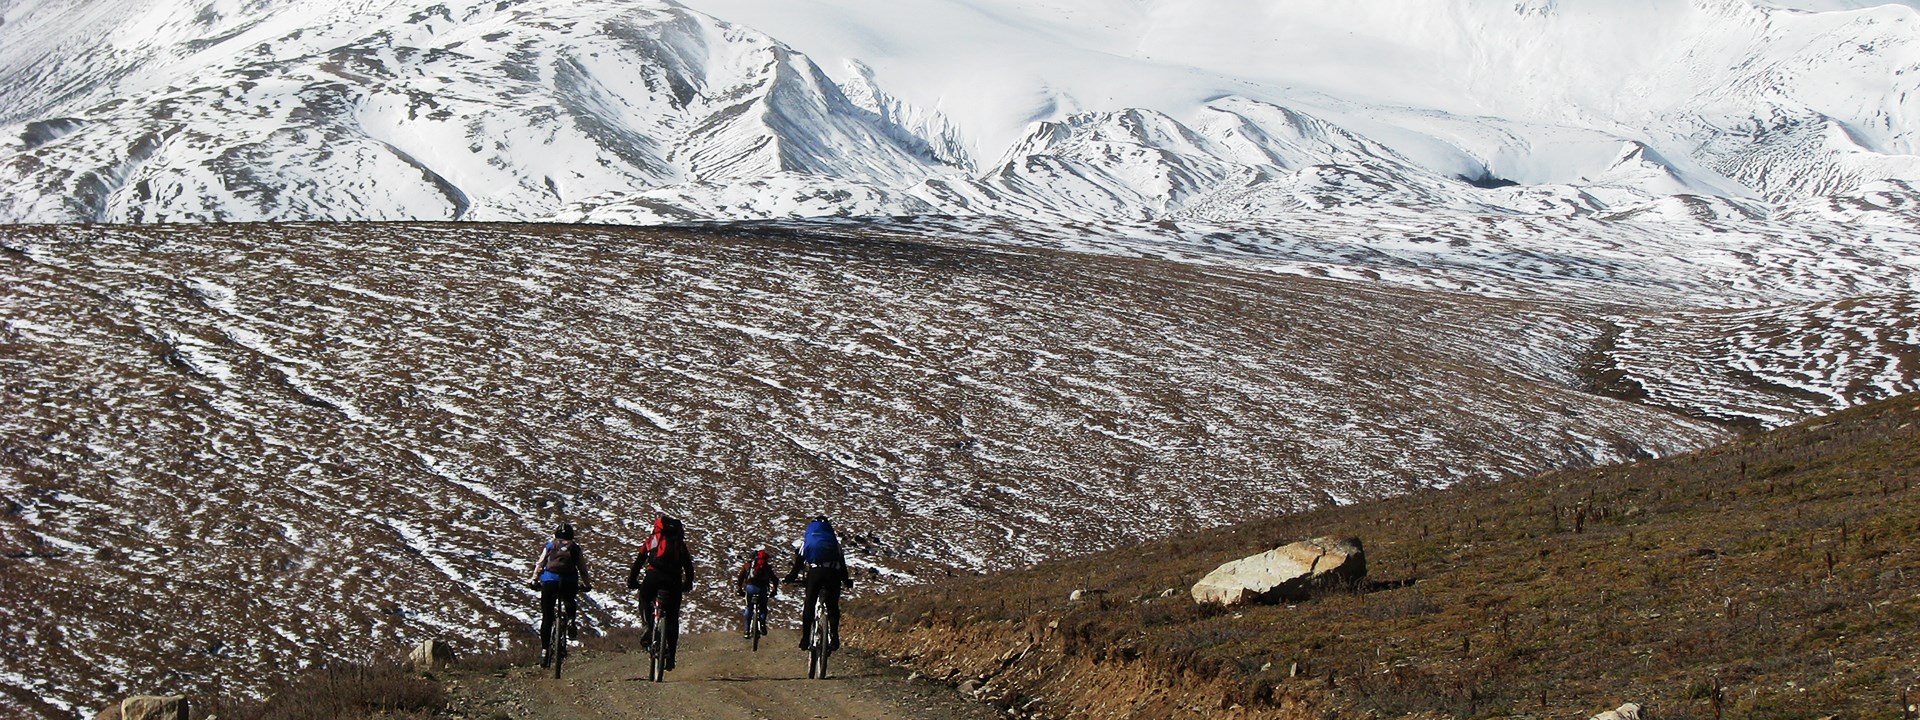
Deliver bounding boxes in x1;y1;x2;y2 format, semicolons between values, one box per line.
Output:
410;638;457;672
1068;589;1084;602
1191;536;1366;606
960;679;982;695
1590;703;1642;720
101;696;187;720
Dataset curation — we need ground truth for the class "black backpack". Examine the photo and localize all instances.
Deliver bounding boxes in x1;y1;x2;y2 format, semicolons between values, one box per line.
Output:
543;539;580;575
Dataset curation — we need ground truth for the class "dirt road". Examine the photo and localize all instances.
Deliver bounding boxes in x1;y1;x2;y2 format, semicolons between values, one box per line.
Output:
442;632;1002;720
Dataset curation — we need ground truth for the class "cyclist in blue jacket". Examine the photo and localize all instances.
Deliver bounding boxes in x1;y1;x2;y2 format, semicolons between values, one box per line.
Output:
530;522;592;667
784;516;852;652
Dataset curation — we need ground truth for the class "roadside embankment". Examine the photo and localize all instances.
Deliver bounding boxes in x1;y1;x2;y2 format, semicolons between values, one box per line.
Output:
852;394;1920;718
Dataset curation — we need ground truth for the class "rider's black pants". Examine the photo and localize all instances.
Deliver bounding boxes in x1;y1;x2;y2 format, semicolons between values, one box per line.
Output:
638;572;684;659
539;576;579;648
799;572;842;648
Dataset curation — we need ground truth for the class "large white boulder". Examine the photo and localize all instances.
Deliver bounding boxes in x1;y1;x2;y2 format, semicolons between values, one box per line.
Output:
1191;536;1365;606
409;638;457;672
1590;704;1642;720
93;696;188;720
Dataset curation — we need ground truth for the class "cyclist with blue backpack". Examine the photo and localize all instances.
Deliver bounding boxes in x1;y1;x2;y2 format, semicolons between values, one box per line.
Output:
784;516;852;652
530;522;593;668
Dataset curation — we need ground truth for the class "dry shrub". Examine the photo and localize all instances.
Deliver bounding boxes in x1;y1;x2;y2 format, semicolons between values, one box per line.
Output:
205;661;444;720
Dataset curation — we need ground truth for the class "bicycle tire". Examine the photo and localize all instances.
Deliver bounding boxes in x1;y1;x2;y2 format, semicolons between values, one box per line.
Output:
748;597;763;653
808;598;830;679
651;624;666;682
557;604;576;680
545;611;564;679
649;610;667;682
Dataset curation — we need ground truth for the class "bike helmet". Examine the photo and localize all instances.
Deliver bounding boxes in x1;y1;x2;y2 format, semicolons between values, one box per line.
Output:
554;522;575;540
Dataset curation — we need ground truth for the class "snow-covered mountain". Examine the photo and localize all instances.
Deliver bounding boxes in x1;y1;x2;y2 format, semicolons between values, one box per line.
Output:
8;0;1920;228
7;1;1920;717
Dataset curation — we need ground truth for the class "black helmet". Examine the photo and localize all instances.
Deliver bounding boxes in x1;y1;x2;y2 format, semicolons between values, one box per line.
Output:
554;522;575;540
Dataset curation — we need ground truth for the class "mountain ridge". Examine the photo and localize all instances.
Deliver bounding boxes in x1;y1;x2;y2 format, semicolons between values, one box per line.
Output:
9;0;1920;231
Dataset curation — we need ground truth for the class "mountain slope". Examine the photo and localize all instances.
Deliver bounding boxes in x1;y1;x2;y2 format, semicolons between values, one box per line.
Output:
0;220;1750;717
853;391;1920;718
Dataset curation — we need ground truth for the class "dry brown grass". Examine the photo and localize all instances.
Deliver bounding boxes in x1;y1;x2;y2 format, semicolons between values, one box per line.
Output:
854;394;1920;719
196;661;444;720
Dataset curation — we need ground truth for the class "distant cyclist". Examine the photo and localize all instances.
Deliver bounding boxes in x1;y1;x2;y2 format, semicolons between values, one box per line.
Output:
784;516;852;652
530;522;592;667
735;548;780;639
627;514;696;670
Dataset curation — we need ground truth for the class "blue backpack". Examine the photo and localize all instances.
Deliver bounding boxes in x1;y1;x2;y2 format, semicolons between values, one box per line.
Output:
802;519;841;567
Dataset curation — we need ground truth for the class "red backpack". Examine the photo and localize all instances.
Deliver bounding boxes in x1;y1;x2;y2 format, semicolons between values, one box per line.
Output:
644;516;686;570
743;549;774;585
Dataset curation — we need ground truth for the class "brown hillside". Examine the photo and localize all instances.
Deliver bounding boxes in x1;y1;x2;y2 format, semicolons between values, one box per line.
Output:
851;393;1920;719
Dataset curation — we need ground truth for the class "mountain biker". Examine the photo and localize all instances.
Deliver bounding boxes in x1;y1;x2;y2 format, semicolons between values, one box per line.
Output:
530;522;592;667
735;548;780;638
627;514;696;670
784;516;852;652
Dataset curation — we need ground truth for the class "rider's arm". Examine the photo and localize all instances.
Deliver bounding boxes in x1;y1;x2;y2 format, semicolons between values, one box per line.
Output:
627;544;648;589
531;543;550;582
577;546;593;591
834;546;853;589
680;549;696;591
783;549;803;583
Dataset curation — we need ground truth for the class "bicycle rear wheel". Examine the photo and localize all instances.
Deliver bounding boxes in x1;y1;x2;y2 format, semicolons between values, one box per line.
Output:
547;613;567;679
649;620;666;682
808;602;829;679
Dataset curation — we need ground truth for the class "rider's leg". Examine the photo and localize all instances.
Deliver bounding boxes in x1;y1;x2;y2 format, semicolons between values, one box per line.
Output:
560;577;580;638
662;588;683;669
741;584;759;636
539;580;560;648
753;590;770;633
637;575;661;640
823;581;843;652
799;575;825;650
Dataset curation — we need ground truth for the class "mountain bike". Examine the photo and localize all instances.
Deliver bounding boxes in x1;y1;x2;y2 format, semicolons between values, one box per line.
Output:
742;588;770;652
646;595;670;682
544;593;578;679
806;594;834;679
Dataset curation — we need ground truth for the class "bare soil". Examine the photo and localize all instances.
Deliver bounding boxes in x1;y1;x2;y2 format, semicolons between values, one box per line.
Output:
440;632;1001;720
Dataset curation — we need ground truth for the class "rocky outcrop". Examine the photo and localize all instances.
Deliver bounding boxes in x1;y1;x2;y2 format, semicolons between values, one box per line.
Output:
1190;536;1365;606
93;696;188;720
410;638;456;672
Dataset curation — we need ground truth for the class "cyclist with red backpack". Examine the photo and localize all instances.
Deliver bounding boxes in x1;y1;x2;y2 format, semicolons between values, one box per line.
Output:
735;548;780;640
784;516;852;652
627;514;696;670
530;522;593;668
